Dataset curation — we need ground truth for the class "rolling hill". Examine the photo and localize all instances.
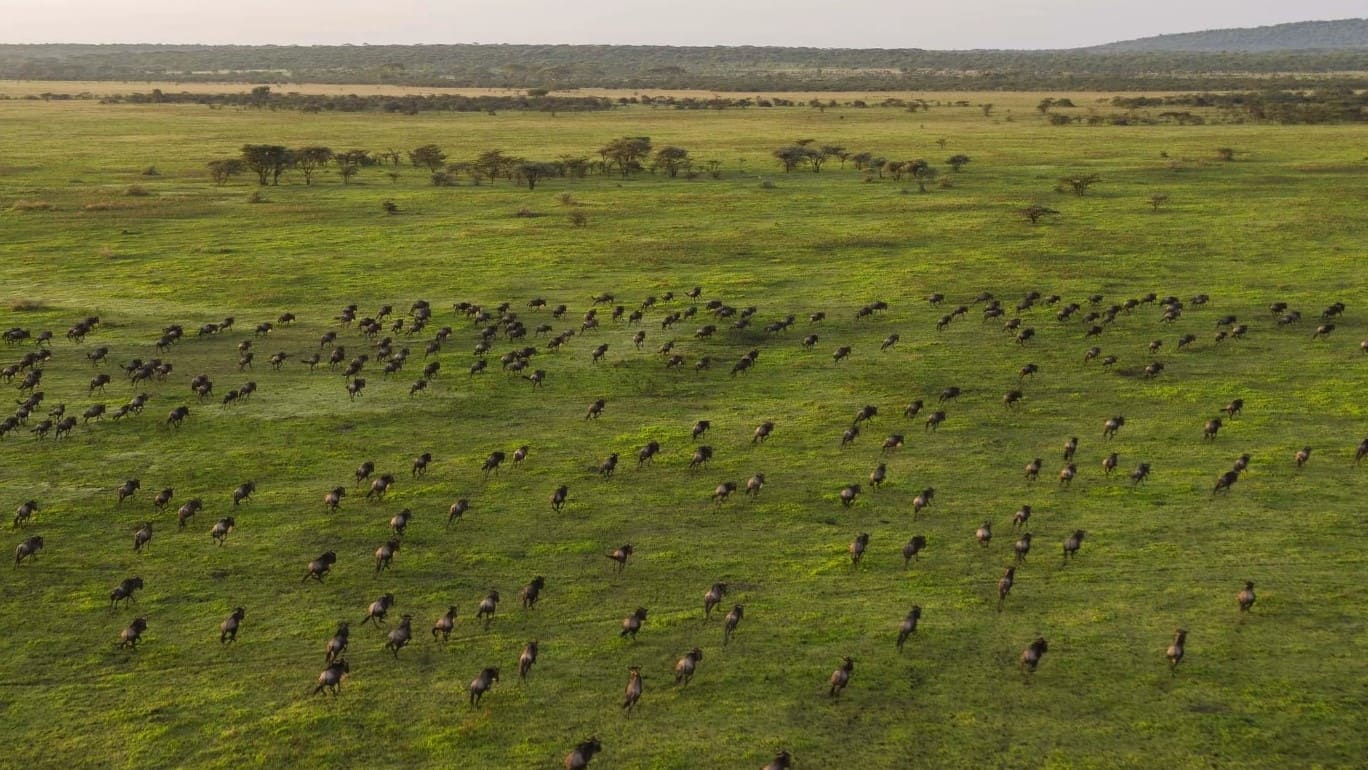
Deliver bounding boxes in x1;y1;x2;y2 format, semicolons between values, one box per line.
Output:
1084;18;1368;53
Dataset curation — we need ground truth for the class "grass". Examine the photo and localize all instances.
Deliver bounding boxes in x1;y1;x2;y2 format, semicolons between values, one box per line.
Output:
0;93;1365;770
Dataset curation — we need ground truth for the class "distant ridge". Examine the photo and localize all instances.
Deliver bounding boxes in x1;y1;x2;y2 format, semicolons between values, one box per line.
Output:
1083;18;1368;53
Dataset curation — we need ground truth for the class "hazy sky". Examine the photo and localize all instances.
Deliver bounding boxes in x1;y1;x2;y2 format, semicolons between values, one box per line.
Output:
2;0;1363;49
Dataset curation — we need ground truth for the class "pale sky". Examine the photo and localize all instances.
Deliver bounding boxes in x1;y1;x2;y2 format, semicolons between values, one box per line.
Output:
0;0;1362;49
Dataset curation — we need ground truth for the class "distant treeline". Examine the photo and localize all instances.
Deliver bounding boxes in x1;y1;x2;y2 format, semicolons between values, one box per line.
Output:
1;43;1365;92
1109;89;1368;124
98;87;614;114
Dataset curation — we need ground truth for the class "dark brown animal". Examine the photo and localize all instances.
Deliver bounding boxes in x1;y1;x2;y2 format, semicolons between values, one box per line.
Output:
703;582;728;619
1237;581;1256;612
362;593;396;626
564;736;602;770
902;535;927;567
385;615;413;658
622;666;643;715
674;647;703;685
896;606;921;650
723;604;744;645
607;544;633;572
828;656;854;698
14;535;43;566
997;567;1015;610
1020;636;1048;673
109;576;144;608
1166;628;1186;673
303;551;337;582
1062;530;1085;561
620;608;648;640
210;516;235;545
521;576;546;609
519;640;539;680
476;590;500;628
849;533;869;566
314;659;349;696
118;617;149;650
220;607;245;643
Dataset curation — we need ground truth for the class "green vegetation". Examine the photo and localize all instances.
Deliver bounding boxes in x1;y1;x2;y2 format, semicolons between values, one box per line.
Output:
0;94;1365;769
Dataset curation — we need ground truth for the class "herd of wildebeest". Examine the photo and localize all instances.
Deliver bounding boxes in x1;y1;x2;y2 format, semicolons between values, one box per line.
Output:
4;284;1366;769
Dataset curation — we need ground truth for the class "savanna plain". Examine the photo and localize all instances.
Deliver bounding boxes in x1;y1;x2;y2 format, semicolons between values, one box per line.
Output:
0;88;1365;769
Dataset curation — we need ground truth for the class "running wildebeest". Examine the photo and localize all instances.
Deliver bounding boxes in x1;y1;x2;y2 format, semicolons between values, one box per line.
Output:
853;404;878;424
839;483;860;507
607;544;633;572
1213;469;1240;494
445;498;469;527
519;640;539;680
1058;463;1077;486
903;400;924;418
713;481;738;505
869;463;887;489
314;659;349;696
622;666;644;716
118;617;149;650
1062;530;1085;562
1166;628;1187;673
325;623;349;662
723;604;744;645
210;516;235;545
902;535;927;567
411;452;432;477
1237;581;1256;612
896;606;921;650
220;607;245;643
521;576;546;609
324;486;346;512
1025;458;1042;482
849;533;869;566
745;473;766;497
432;606;457;641
1102;452;1118;475
1295;446;1312;468
1357;438;1368;465
620;608;648;640
117;479;141;505
636;441;661;466
355;460;375;486
703;582;728;619
1224;398;1244;418
232;481;255;506
1204;418;1222;441
691;420;711;440
550;485;569;512
1130;463;1151;486
881;434;904;453
110;576;144;609
912;488;934;515
362;593;397;626
832;346;851;363
596;453;619;478
564;736;602;770
13;500;39;528
14;535;43;566
481;450;507;476
374;539;401;574
924;411;946;432
1020;636;1048;673
975;521;992;548
828;656;854;698
476;590;500;628
366;474;396;500
303;551;337;582
585;399;606;419
1103;416;1125;439
132;522;153;553
1012;505;1032;530
1014;532;1032;563
173;499;202;529
688;445;714;470
1063;437;1078;461
152;488;173;512
997;567;1015;610
753;421;775;443
385;615;413;658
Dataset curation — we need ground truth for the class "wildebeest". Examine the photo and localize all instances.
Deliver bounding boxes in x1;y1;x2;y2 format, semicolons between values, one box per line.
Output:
14;535;43;566
1166;628;1187;673
1237;580;1256;612
519;640;539;680
1203;418;1222;441
585;399;606;419
521;576;546;609
881;434;905;453
1103;416;1125;439
1014;532;1032;563
828;656;854;698
1357;438;1368;465
1233;453;1251;473
745;473;766;497
709;480;739;507
366;474;396;500
753;421;775;443
839;483;860;507
763;750;794;770
832;346;851;363
849;533;870;566
385;615;413;658
1130;463;1151;486
1063;437;1078;461
596;453;620;478
166;405;190;427
620;608;649;640
1224;398;1244;418
374;539;401;574
354;460;375;486
674;647;704;686
902;535;927;567
411;452;432;477
924;411;946;432
997;567;1015;610
1012;505;1032;530
132;522;153;553
1213;470;1240;494
362;593;397;626
1102;452;1118;475
691;420;711;440
903;400;924;419
565;736;602;770
703;582;728;619
430;606;458;642
723;604;744;645
550;485;569;512
1020;636;1048;673
172;498;202;529
303;551;337;582
220;607;245;643
622;666;644;715
1295;446;1312;468
912;488;934;515
324;486;346;512
443;498;469;527
210;516;235;545
325;623;350;662
110;577;144;608
869;463;887;490
1025;458;1042;482
636;441;661;466
118;617;149;650
475;590;500;628
975;521;992;548
13;500;39;528
1019;363;1039;380
896;606;921;651
853;404;878;425
1062;530;1085;561
232;481;255;506
1058;463;1077;486
314;659;350;696
117;479;141;505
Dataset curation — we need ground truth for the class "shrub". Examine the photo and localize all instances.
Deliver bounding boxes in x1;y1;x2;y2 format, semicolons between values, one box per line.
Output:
8;298;48;312
141;166;160;177
515;207;542;218
247;191;265;204
124;185;152;197
9;200;55;211
557;192;577;206
568;210;588;227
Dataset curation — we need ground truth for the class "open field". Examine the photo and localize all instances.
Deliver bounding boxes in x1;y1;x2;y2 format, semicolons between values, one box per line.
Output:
0;96;1365;769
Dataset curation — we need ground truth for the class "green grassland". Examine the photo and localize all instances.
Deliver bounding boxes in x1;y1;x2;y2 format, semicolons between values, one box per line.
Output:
0;93;1365;769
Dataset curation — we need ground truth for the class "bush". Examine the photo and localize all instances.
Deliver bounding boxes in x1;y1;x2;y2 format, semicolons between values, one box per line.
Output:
8;298;48;312
515;207;542;218
568;210;588;227
247;192;265;204
124;185;152;197
382;200;398;215
557;192;577;206
8;200;55;211
141;166;160;177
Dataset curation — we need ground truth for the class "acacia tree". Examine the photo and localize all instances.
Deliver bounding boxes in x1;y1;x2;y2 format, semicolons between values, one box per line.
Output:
335;149;371;184
514;161;561;190
908;159;936;192
1021;204;1060;224
947;154;971;172
293;146;333;185
474;149;515;184
652;146;690;178
1059;174;1100;196
207;158;246;185
240;145;291;185
599;137;652;178
408;145;447;172
773;145;810;172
